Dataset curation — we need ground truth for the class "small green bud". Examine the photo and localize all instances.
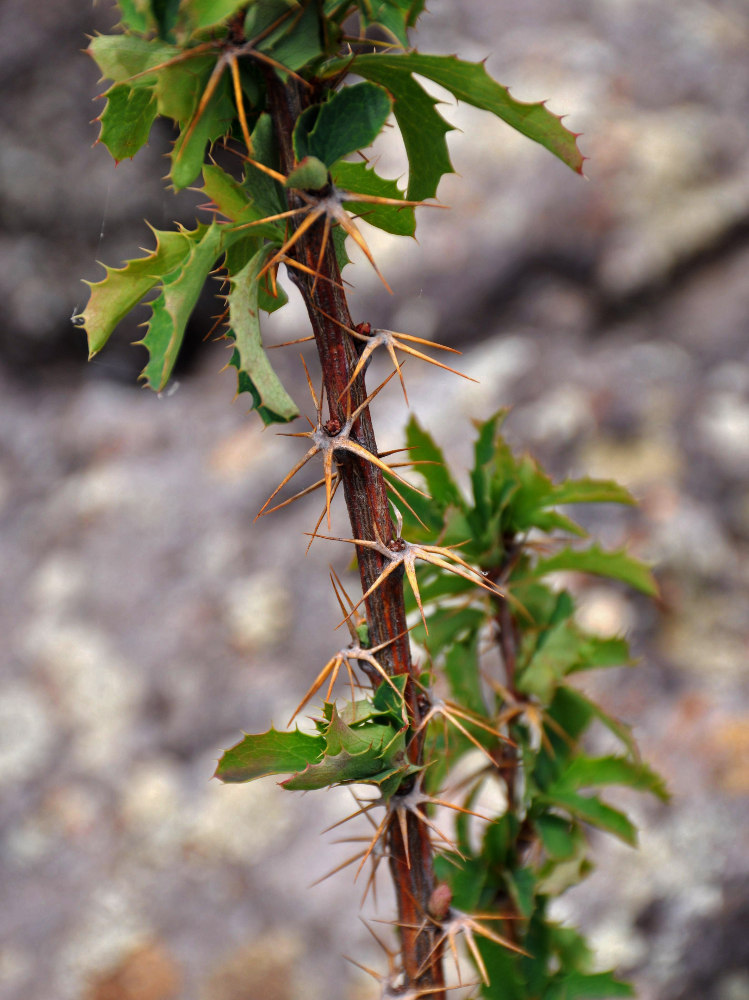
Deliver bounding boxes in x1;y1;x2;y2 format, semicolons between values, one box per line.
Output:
284;156;329;192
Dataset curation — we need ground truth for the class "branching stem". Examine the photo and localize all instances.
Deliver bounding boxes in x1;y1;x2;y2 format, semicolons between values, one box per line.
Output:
263;70;445;997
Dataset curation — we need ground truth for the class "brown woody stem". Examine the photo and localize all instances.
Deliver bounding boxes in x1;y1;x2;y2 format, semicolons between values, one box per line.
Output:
263;72;445;996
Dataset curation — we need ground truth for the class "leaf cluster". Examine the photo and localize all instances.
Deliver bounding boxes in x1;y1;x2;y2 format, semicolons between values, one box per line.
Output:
395;417;664;997
217;416;666;998
80;0;584;421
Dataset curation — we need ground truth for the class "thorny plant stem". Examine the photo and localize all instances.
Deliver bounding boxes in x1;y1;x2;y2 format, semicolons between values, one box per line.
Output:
263;71;446;997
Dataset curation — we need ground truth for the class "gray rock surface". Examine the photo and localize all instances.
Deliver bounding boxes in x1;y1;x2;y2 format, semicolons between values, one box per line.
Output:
1;1;748;999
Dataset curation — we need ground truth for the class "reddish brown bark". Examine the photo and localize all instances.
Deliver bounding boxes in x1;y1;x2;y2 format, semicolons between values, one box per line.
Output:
263;72;445;996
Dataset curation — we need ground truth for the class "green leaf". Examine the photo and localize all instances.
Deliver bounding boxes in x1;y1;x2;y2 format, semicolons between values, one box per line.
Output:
282;710;407;790
117;0;151;32
79;226;191;356
527;510;588;538
89;35;180;85
539;788;637;845
97;83;158;161
240;114;287;222
341;52;585;175
215;726;324;782
293;82;392;167
546;971;635;1000
535;814;579;861
226;246;299;425
155;54;217;123
437;854;488;913
476;938;526;1000
411;606;486;656
90;36;220;141
139;223;224;390
518;620;588;702
170;74;234;189
150;0;179;40
332;160;416;237
505;866;537;918
558;687;638;758
415;567;475;605
518;621;632;702
444;636;485;718
182;0;249;30
532;544;658;597
201;163;255;222
245;0;298;39
568;634;632;674
551;478;636;507
255;0;323;73
331;53;454;201
470;409;509;528
405;416;465;510
558;755;669;801
354;0;413;46
371;673;409;721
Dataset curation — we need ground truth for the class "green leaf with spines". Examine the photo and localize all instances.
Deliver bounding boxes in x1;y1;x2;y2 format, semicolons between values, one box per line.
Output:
88;35;180;87
551;477;636;507
470;409;509;539
201;163;263;225
405;415;465;511
156;53;217;123
328;52;585;178
282;707;409;790
183;0;249;31
293;81;392;167
139;222;224;390
556;754;669;801
538;788;637;845
252;0;323;73
357;0;414;46
225;246;299;425
511;581;573;631
371;673;409;719
546;970;635;1000
332;160;416;238
328;53;454;201
79;226;192;357
117;0;151;32
517;620;632;702
444;635;486;718
240;114;287;222
531;543;658;597
97;83;158;161
215;726;324;782
170;73;235;189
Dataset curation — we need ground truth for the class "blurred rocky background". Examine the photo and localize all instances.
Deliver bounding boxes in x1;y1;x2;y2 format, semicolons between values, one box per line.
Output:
1;0;748;998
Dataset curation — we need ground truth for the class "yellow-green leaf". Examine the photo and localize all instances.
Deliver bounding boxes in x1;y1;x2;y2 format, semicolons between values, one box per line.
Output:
79;226;191;357
226;246;299;425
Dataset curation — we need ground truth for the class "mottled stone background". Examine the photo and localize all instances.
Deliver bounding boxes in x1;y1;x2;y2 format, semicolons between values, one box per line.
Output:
1;1;748;999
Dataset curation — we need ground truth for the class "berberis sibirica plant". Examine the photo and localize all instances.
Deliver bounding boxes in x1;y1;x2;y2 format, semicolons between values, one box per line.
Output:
78;2;667;997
